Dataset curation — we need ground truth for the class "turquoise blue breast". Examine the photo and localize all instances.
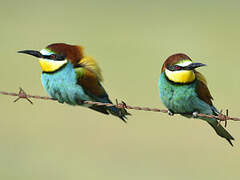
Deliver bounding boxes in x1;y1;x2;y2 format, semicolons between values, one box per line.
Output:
41;62;90;105
158;72;213;115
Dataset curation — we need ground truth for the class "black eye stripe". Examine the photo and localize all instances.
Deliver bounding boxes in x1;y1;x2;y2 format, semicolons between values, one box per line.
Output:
43;54;66;61
166;65;183;71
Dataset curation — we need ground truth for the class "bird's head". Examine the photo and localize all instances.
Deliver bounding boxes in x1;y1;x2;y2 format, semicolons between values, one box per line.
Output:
161;53;206;83
18;43;84;72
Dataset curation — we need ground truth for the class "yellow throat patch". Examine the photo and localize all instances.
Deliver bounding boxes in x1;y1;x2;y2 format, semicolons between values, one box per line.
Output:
165;69;196;83
39;58;67;72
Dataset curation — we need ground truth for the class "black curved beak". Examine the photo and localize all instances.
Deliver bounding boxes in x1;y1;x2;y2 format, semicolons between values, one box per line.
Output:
184;63;206;70
18;50;42;58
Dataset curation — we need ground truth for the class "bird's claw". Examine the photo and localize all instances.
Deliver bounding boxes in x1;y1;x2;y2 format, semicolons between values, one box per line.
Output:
168;110;174;116
192;112;199;118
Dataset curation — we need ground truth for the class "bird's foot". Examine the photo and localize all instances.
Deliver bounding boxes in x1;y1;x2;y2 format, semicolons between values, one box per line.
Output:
77;100;85;105
168;110;174;116
192;111;199;118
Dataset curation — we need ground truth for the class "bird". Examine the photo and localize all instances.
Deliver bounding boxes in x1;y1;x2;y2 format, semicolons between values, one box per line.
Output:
18;43;130;122
158;53;234;146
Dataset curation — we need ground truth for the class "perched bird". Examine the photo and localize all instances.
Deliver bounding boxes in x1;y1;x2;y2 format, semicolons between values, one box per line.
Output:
158;53;234;146
18;43;129;122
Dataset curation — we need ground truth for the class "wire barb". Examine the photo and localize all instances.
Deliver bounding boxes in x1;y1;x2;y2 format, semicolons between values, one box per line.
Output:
0;88;240;122
13;87;33;104
216;109;228;127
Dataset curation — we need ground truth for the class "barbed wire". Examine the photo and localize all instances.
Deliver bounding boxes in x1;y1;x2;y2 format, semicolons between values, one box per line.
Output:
1;88;240;126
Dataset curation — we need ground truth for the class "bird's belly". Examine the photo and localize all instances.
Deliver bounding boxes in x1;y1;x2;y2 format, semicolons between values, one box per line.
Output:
162;87;196;114
159;74;199;114
41;67;90;106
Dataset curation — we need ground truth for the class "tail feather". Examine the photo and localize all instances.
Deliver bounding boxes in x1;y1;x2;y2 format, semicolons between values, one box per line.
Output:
208;121;234;146
88;104;130;123
107;106;131;123
89;105;109;115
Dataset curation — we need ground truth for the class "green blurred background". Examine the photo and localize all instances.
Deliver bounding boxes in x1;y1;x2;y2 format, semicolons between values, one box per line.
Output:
0;0;240;179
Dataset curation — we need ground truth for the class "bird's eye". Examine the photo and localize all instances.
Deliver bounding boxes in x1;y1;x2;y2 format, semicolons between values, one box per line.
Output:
50;54;56;60
175;66;181;70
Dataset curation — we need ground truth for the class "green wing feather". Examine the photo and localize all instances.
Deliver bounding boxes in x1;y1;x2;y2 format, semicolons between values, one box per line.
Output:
74;66;117;116
75;67;85;79
74;67;107;98
195;70;234;146
195;71;213;105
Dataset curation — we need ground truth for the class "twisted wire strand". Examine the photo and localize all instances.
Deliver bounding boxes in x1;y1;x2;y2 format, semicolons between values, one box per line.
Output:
0;88;239;123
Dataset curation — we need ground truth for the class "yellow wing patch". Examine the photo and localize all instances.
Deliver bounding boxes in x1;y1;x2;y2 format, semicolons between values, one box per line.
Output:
78;56;103;81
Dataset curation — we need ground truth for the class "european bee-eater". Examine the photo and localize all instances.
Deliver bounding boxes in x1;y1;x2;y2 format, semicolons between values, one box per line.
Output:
158;53;234;146
18;43;129;122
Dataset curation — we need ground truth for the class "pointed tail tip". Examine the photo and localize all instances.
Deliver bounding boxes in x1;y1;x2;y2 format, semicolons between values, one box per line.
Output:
119;114;128;123
126;112;132;116
121;118;127;123
107;106;130;123
227;134;235;147
227;139;234;147
117;108;131;123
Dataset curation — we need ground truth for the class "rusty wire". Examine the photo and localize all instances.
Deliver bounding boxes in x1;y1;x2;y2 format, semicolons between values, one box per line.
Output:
0;88;240;124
